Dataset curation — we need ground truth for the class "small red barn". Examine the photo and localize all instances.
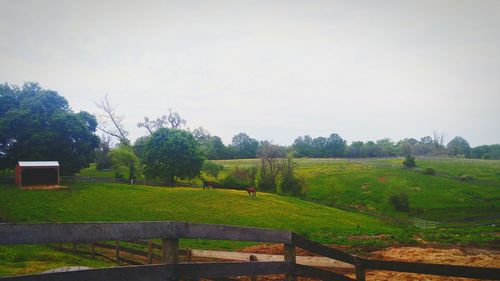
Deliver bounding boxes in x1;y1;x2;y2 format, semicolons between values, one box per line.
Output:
15;161;60;188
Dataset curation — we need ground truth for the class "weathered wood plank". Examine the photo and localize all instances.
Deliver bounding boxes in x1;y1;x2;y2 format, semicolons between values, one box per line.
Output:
176;261;294;279
363;258;500;280
284;243;296;281
292;234;356;264
0;262;294;281
0;222;176;244
174;222;292;243
162;238;179;264
295;265;355;281
115;240;120;264
0;264;174;281
147;240;153;264
0;222;292;245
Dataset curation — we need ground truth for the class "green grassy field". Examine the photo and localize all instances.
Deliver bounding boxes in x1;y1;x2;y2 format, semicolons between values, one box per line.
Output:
0;181;399;276
214;157;500;224
3;157;498;276
0;182;397;242
0;245;112;276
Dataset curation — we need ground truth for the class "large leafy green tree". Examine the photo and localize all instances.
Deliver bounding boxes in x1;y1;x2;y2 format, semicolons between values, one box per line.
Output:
325;133;347;157
193;127;228;160
231;132;259;159
0;82;99;174
292;135;313;157
446;136;471;156
143;128;204;185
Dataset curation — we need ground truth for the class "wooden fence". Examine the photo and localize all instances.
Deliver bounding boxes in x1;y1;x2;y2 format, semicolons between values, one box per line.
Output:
412;217;440;229
0;221;499;281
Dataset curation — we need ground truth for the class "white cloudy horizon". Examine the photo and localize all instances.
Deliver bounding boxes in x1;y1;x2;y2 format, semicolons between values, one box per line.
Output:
1;0;499;147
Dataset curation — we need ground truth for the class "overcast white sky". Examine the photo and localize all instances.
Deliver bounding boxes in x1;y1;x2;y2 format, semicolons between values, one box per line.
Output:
1;0;499;146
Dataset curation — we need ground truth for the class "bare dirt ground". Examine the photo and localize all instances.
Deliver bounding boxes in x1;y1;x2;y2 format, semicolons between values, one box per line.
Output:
94;243;499;281
20;185;68;190
365;246;500;281
231;244;500;281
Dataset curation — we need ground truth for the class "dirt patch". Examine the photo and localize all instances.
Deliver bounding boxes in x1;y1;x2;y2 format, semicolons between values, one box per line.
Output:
372;246;500;268
347;234;389;241
239;244;351;257
377;176;388;183
20;185;68;190
239;244;500;281
361;246;500;281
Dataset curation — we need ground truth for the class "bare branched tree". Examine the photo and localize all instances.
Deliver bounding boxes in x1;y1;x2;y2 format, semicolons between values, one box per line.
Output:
433;130;446;147
95;95;129;145
137;117;155;135
137;109;186;134
258;141;286;191
166;109;186;129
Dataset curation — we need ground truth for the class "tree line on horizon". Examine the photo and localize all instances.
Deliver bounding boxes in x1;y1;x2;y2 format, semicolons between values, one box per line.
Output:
1;82;499;180
180;129;500;160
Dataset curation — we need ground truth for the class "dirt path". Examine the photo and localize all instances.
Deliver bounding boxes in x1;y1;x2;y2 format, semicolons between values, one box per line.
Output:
191;249;353;269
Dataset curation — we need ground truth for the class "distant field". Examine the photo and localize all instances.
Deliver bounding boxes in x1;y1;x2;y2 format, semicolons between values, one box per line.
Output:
214;157;500;224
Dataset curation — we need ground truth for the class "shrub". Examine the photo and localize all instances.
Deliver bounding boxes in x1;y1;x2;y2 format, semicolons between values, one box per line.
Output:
220;165;257;189
403;155;416;168
114;171;125;179
280;158;304;196
258;174;276;192
280;173;304;196
459;174;473;181
389;193;410;212
202;161;224;179
424;167;435;175
220;175;245;189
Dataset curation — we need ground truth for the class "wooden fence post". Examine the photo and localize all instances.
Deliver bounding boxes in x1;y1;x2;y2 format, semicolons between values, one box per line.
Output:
162;238;179;264
115;240;120;264
91;242;96;259
249;254;258;281
186;248;192;263
147;240;153;264
284;243;296;281
355;257;366;281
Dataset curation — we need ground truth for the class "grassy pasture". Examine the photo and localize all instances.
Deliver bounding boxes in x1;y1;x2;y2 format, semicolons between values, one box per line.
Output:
1;157;499;275
214;157;500;224
0;245;111;276
0;182;396;242
0;181;399;276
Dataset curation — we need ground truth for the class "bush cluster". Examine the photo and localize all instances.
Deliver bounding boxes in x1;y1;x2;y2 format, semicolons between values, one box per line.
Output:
389;193;410;212
403;155;416;168
424;167;436;175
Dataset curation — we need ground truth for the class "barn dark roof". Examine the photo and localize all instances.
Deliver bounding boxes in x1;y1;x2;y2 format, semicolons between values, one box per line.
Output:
18;161;59;167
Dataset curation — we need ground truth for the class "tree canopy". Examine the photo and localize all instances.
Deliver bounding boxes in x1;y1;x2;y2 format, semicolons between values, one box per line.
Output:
446;136;471;156
143;128;204;185
0;82;99;174
231;132;259;159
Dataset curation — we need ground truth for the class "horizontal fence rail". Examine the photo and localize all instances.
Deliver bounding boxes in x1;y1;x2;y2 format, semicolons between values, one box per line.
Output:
2;262;294;281
1;221;499;281
0;221;292;245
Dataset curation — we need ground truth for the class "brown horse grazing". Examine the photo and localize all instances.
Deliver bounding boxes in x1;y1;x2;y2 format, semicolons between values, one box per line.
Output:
203;181;216;190
246;187;257;198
